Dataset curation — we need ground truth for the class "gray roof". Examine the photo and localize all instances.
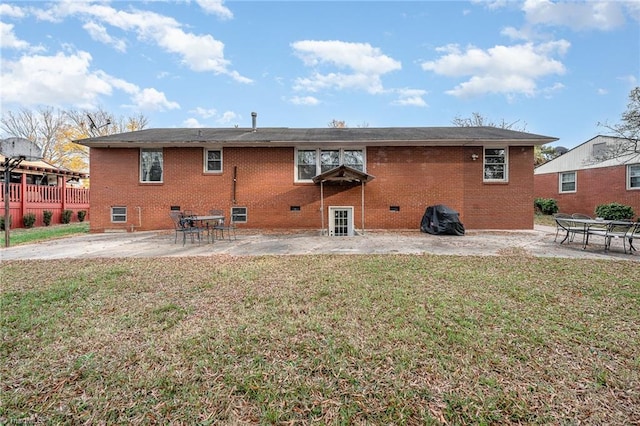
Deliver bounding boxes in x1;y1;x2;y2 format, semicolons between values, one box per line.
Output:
78;126;557;148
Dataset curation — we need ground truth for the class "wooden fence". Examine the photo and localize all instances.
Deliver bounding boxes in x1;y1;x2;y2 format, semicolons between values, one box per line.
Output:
1;182;90;229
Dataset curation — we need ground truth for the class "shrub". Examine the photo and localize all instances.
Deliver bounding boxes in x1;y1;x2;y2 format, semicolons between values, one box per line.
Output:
77;210;87;222
23;213;36;228
0;215;11;231
62;209;73;224
43;210;53;226
594;202;635;220
534;198;559;215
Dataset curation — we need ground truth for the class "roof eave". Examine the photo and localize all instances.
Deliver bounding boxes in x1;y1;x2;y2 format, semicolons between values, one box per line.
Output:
80;137;557;149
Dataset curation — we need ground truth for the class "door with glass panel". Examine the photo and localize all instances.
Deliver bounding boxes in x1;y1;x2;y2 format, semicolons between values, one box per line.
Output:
329;207;354;236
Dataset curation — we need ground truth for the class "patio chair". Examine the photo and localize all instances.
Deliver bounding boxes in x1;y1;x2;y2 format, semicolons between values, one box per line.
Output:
210;209;236;241
586;221;634;253
554;213;587;245
626;222;640;253
553;213;575;242
169;211;204;245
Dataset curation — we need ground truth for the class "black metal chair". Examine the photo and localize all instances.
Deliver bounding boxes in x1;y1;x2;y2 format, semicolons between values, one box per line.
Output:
586;221;635;253
627;222;640;253
209;209;236;241
553;213;574;242
169;211;204;245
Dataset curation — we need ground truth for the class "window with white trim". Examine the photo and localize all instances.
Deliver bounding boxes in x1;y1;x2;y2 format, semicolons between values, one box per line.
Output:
628;164;640;189
483;147;508;182
204;149;222;173
111;206;127;223
140;148;163;182
559;171;576;193
231;207;247;223
295;148;365;182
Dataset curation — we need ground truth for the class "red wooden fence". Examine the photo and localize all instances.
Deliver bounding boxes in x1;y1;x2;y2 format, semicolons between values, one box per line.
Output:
1;181;90;229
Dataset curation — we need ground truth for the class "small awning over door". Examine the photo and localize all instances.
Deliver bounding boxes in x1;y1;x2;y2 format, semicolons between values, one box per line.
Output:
312;165;375;184
312;165;375;235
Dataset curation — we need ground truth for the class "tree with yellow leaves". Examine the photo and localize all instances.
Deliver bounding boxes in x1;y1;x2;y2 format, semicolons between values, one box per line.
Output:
0;107;149;175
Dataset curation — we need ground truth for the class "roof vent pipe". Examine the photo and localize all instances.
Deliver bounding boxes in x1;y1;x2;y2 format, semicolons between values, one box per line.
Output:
251;112;257;132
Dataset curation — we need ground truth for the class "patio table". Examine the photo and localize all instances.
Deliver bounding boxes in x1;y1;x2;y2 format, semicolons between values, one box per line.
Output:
555;217;635;254
189;215;224;243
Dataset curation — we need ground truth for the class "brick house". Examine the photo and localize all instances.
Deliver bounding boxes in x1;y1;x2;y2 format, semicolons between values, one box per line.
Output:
534;135;640;217
79;123;557;234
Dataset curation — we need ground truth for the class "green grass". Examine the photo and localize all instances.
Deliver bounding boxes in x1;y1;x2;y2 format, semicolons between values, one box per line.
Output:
2;222;89;247
1;256;639;424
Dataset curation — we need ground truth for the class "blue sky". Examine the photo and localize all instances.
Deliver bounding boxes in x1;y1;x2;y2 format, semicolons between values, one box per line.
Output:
1;0;638;149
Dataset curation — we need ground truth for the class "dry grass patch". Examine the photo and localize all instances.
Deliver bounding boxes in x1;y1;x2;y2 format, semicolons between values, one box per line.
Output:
1;255;639;424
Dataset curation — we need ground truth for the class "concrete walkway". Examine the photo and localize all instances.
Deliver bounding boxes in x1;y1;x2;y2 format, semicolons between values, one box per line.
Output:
1;225;638;261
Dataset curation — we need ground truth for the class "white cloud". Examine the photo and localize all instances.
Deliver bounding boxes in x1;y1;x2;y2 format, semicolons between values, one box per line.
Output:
191;107;218;119
392;89;428;107
500;26;529;41
1;51;112;107
290;96;320;106
0;22;30;50
185;108;238;124
597;88;608;95
291;40;400;95
34;1;251;83
217;111;238;124
421;41;569;98
1;49;179;111
522;0;628;31
0;3;26;18
130;88;180;112
83;21;126;52
619;74;638;87
183;117;203;128
195;0;233;20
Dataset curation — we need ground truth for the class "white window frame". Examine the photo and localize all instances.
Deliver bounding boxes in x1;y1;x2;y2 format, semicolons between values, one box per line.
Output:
140;148;163;183
295;147;366;182
231;206;247;223
628;163;640;190
111;206;127;223
559;171;577;193
483;147;508;182
204;148;223;173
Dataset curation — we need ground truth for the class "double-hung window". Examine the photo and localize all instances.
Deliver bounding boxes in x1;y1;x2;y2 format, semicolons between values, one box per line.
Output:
296;148;366;182
559;171;576;193
140;148;163;183
628;164;640;189
483;147;508;182
205;149;223;173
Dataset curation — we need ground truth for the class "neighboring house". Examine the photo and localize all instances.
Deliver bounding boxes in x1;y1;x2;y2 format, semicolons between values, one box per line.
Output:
78;123;557;234
534;135;640;217
0;154;90;228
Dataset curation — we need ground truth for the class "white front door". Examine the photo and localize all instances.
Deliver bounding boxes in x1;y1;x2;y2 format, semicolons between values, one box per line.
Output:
329;206;354;236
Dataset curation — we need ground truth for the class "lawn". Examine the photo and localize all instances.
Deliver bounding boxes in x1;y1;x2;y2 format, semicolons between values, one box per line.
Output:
1;255;639;424
2;223;89;247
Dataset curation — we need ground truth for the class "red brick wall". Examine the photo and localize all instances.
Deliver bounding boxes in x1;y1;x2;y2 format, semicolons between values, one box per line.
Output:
89;145;537;232
534;165;640;217
464;146;535;229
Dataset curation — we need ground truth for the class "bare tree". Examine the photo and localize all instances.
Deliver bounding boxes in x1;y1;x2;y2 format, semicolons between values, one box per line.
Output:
328;119;347;128
1;107;67;165
451;112;563;165
596;86;640;161
1;107;149;171
451;112;528;131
